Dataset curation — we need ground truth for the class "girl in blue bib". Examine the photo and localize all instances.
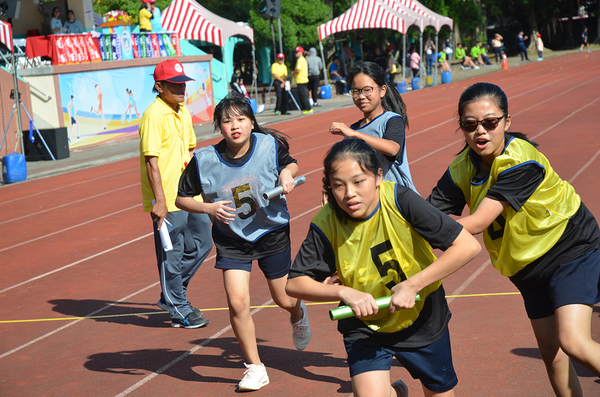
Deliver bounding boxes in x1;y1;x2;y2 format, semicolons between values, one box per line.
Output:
329;61;418;194
176;93;310;392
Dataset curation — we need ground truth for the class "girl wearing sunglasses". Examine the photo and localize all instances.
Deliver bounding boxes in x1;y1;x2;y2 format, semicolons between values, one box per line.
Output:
328;61;418;194
428;82;600;395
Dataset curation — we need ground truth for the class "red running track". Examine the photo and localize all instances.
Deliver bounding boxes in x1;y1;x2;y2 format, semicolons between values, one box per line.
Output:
1;52;599;396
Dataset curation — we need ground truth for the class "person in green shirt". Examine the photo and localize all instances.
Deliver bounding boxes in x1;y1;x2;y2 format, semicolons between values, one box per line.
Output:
455;43;478;70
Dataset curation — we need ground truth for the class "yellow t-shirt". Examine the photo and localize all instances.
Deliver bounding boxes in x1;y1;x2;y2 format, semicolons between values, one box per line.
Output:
139;96;196;212
139;8;153;31
294;56;309;84
271;62;288;80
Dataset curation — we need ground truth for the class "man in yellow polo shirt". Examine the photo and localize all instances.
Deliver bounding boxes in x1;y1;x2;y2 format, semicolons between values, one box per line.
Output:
271;53;290;116
139;59;212;329
293;46;312;114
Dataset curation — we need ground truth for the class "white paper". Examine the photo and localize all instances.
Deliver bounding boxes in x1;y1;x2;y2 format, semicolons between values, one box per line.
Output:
159;221;173;251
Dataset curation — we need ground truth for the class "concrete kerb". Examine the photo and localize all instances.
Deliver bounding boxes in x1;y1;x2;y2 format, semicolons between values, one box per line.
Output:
5;47;591;184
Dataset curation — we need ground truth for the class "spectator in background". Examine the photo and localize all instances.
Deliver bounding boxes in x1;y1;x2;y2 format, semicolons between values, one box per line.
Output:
425;37;435;74
352;36;363;61
293;46;312;114
517;31;530;61
373;46;387;71
385;45;396;82
306;47;323;107
445;38;453;59
50;7;65;34
455;43;478;70
471;41;492;65
409;45;421;78
536;33;544;60
580;26;590;53
271;53;289;116
491;34;504;63
64;10;84;34
150;0;163;32
328;56;347;95
437;49;451;73
480;43;492;65
139;1;154;32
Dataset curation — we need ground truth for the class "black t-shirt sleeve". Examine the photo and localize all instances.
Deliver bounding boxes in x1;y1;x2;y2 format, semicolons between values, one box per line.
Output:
289;225;337;282
277;139;297;170
486;163;544;211
178;155;203;197
398;186;463;251
426;169;467;216
383;116;406;162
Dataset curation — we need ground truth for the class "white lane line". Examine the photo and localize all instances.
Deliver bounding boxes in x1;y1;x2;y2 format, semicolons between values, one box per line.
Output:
0;183;139;226
0;204;141;253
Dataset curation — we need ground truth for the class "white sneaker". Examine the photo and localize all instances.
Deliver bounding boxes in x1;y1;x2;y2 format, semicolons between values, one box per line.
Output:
392;380;409;397
474;66;480;69
238;363;269;391
290;301;311;350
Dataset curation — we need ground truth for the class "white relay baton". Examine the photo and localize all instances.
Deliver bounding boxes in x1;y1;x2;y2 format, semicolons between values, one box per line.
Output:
152;200;173;252
262;176;306;200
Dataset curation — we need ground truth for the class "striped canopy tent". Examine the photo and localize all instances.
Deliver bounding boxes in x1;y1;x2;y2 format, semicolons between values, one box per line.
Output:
162;0;254;97
0;20;13;53
395;0;453;31
162;0;253;46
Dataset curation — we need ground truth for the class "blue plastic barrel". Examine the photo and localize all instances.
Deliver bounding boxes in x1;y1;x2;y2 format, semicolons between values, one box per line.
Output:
442;71;452;84
396;81;406;93
412;77;420;90
320;85;332;99
249;99;257;114
2;152;27;183
426;74;436;86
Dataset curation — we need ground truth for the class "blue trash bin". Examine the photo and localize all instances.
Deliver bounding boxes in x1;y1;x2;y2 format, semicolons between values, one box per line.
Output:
320;85;332;99
412;77;420;91
442;71;452;84
2;152;27;183
396;81;406;93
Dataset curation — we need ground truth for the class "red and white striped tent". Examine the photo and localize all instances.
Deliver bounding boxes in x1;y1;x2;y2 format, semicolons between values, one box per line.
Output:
394;0;453;31
318;0;412;41
0;20;13;53
161;0;253;45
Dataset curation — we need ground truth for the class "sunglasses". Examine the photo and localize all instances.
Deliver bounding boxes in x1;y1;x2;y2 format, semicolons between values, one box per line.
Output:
460;115;506;132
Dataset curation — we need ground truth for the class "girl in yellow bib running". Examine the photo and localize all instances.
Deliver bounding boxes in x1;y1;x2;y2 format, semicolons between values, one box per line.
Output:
428;82;600;396
287;138;480;397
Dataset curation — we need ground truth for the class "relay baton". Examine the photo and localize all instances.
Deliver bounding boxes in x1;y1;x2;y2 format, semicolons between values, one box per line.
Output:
262;176;306;200
329;294;421;321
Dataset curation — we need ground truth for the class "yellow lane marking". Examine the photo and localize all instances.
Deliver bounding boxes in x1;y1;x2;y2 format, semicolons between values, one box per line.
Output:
0;292;521;324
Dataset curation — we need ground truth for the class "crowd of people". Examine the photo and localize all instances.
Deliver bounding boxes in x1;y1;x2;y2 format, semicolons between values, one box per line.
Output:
140;54;600;395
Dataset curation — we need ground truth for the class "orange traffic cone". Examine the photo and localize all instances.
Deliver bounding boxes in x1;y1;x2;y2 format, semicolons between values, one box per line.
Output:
501;54;508;70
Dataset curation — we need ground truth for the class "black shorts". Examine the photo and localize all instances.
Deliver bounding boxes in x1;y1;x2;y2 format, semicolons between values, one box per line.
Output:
519;248;600;319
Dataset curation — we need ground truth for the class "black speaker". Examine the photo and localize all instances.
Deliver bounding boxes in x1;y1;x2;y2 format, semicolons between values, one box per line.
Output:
24;127;70;161
0;0;21;19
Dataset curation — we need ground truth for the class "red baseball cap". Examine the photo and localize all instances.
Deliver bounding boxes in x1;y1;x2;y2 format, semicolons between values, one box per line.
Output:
294;46;304;53
153;59;194;83
277;53;285;59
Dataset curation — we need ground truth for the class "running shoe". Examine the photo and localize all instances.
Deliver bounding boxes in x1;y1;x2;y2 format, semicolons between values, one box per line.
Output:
171;312;209;328
290;301;311;350
392;380;409;397
275;110;281;115
238;363;269;391
157;300;204;317
302;109;314;114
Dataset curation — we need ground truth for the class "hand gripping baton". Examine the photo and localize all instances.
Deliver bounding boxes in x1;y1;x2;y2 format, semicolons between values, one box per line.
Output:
262;176;306;200
329;294;421;321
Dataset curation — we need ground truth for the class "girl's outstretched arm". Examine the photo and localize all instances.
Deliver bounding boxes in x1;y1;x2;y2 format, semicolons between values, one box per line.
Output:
286;276;380;319
329;122;401;158
389;227;480;312
458;197;508;235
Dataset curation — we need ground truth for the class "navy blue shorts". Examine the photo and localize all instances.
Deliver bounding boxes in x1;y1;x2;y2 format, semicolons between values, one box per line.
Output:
520;248;600;319
215;247;291;280
344;328;458;393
